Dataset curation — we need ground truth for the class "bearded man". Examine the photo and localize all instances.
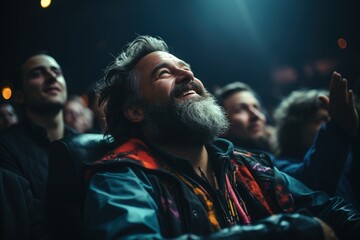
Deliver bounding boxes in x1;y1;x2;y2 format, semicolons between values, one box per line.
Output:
83;35;360;240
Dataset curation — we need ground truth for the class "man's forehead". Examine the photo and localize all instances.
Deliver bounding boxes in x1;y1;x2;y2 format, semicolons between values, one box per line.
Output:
21;54;60;72
231;91;260;104
136;51;186;68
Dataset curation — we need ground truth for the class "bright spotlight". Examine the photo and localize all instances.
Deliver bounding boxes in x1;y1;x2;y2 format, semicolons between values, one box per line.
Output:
40;0;51;8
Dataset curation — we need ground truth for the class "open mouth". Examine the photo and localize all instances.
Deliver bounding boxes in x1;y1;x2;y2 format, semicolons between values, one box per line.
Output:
173;86;199;98
181;90;196;97
172;81;204;100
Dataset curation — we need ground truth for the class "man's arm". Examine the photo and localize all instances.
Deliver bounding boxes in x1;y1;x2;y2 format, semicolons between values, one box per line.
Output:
83;169;163;240
0;136;22;175
276;121;353;194
0;167;47;239
0;168;31;239
276;72;358;195
279;169;360;240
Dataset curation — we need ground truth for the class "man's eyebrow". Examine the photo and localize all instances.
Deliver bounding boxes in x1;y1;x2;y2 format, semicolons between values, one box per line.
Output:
26;66;44;75
178;60;191;69
26;65;61;76
151;62;170;78
50;66;62;72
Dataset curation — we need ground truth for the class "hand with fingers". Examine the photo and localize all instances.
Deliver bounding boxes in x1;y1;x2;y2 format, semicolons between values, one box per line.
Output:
319;71;359;136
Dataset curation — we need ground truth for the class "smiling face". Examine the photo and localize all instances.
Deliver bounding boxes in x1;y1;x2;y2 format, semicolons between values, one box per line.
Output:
135;51;206;105
19;54;67;114
222;91;266;143
129;51;228;144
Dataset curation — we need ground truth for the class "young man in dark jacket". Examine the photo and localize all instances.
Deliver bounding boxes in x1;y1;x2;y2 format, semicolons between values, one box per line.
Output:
83;35;360;239
0;52;75;239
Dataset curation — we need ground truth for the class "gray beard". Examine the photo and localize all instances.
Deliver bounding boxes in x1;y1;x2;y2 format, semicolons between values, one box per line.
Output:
142;94;229;145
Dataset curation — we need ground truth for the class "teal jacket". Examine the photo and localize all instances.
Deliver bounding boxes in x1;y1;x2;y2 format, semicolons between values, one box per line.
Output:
83;138;360;239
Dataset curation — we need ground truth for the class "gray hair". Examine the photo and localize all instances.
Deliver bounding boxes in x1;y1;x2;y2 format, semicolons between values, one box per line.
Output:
96;35;169;142
273;89;329;157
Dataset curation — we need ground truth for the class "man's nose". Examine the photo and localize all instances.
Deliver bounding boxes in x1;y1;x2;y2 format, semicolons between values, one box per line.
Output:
249;107;263;121
175;68;194;84
44;69;57;81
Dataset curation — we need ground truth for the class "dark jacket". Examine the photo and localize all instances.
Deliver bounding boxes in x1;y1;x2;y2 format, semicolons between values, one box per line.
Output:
83;137;360;240
0;118;75;239
274;121;359;209
0;118;75;200
0;167;32;240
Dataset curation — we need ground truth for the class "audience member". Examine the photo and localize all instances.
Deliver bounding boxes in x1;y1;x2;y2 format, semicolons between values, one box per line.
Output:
64;95;94;133
82;35;360;239
0;102;18;131
350;93;360;207
214;82;275;153
0;51;75;239
273;83;359;208
216;79;359;208
87;88;106;133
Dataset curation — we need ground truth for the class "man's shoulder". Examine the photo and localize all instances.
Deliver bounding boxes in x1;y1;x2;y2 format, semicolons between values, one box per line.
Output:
84;138;162;171
0;123;28;143
0;167;30;189
0;122;45;156
232;147;275;169
64;125;78;136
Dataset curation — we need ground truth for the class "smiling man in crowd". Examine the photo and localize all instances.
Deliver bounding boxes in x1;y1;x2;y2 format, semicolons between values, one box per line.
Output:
0;52;75;239
83;35;360;240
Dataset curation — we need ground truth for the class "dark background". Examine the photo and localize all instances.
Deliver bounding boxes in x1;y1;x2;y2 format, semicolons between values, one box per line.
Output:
1;0;359;113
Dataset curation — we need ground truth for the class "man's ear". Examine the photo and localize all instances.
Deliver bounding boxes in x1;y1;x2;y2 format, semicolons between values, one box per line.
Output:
13;90;25;104
124;105;145;123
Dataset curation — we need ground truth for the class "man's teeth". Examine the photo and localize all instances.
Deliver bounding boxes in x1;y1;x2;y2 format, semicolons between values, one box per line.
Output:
181;90;196;97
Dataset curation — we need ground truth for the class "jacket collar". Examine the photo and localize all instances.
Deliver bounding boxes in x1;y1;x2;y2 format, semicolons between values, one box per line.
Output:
96;137;235;172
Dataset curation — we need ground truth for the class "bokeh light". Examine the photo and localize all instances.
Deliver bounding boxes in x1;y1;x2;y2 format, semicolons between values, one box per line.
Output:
338;38;347;49
40;0;51;8
2;86;12;100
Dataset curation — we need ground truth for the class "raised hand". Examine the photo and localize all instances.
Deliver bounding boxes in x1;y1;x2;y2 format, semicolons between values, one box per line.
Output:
319;71;359;136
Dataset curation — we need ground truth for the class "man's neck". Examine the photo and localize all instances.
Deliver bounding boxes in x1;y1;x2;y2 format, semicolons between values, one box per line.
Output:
26;109;65;142
152;141;216;188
